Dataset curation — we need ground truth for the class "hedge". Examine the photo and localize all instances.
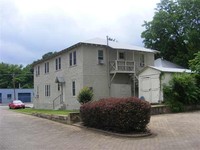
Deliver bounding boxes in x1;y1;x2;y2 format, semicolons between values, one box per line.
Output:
80;97;151;133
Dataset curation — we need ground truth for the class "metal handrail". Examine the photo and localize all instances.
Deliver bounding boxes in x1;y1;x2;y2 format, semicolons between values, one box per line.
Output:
52;94;62;109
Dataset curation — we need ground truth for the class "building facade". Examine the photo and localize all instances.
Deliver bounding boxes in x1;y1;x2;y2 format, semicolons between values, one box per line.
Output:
0;89;34;104
33;38;158;110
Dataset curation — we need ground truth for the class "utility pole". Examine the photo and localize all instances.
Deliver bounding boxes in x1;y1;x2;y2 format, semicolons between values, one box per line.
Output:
12;74;16;100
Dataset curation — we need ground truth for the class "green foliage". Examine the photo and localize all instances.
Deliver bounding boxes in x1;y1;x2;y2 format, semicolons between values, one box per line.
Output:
80;97;151;133
77;87;93;104
141;0;200;68
189;51;200;73
0;62;33;88
163;73;200;112
42;51;57;59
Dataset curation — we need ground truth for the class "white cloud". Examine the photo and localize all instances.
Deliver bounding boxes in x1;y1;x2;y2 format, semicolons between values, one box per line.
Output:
0;0;160;65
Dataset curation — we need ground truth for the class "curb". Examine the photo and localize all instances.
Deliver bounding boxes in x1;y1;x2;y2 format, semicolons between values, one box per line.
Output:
73;122;154;138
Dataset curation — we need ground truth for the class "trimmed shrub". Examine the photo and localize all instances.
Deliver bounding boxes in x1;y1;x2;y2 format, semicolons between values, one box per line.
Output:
77;87;93;104
80;97;151;133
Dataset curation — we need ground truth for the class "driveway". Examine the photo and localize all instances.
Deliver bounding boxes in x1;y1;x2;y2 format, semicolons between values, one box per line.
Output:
0;106;200;150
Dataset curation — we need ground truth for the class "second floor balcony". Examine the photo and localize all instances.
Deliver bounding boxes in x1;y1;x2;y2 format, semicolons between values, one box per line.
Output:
110;60;135;74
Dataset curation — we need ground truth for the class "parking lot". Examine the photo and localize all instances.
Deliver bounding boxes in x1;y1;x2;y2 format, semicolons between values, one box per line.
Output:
0;106;200;150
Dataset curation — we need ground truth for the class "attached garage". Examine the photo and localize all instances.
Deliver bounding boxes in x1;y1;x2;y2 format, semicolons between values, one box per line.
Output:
138;66;191;103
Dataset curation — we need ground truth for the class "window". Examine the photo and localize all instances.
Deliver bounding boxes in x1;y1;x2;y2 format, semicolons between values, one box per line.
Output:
45;85;50;96
140;54;145;67
36;65;40;76
73;51;76;65
72;81;76;96
36;86;39;98
118;52;125;60
55;57;61;70
98;50;104;60
7;94;12;99
45;62;49;73
58;83;60;91
69;51;77;66
69;53;73;66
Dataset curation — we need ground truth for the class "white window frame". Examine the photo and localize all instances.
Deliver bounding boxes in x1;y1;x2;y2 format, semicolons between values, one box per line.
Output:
55;57;61;70
98;50;104;60
118;51;125;60
36;65;40;76
69;51;77;67
45;62;49;74
139;54;145;67
45;84;50;97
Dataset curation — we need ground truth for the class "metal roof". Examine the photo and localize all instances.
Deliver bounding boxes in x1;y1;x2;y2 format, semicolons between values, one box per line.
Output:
82;38;159;53
149;66;192;73
154;58;184;68
33;38;158;66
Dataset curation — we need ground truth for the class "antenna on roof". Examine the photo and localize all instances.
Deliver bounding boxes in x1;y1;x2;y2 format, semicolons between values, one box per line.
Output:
106;36;118;46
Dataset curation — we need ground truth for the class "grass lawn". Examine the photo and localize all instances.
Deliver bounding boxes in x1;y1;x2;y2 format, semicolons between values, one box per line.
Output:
12;108;79;115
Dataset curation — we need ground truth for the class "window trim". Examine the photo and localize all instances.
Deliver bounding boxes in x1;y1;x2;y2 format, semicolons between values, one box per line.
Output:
55;57;61;70
45;62;49;74
36;65;40;76
45;84;50;97
98;50;104;61
139;53;145;67
69;51;77;67
118;51;125;60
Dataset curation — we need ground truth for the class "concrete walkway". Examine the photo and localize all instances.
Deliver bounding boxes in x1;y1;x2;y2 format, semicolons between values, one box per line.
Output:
0;106;200;150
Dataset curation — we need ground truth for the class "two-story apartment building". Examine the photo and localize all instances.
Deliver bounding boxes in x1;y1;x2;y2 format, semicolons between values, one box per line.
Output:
33;38;158;110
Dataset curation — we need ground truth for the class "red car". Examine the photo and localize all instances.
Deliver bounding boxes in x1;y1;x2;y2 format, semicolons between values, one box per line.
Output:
9;100;25;109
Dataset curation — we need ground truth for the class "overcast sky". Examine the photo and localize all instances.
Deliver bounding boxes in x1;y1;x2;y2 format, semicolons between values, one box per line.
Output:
0;0;160;65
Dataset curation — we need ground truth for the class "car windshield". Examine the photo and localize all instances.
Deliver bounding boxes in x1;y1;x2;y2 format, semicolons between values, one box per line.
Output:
13;100;23;104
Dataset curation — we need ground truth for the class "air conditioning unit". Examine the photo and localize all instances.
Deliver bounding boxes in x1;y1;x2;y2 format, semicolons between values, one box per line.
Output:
98;59;104;65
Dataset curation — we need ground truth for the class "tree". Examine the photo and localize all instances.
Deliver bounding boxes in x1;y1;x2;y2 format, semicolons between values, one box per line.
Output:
0;63;33;88
42;51;57;59
141;0;200;68
189;51;200;73
77;87;93;104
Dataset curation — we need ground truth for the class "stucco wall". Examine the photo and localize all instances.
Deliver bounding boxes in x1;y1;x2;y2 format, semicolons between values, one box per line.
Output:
82;45;109;100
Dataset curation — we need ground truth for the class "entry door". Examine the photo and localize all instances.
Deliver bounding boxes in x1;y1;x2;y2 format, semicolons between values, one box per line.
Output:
141;75;160;103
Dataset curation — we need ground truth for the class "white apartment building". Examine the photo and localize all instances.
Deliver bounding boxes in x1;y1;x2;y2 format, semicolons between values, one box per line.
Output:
33;38;158;110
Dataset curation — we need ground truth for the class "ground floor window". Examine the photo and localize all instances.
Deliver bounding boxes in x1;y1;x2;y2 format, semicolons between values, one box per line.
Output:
72;81;76;96
45;85;50;96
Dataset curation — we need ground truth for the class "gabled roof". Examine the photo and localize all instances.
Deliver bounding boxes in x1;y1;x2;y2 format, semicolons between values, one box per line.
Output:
83;38;159;53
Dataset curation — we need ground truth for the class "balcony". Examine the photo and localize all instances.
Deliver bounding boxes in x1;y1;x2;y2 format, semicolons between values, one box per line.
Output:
110;60;135;74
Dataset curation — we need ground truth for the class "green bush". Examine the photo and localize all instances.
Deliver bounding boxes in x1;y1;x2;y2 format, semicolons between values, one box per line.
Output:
77;87;93;104
163;73;200;112
80;97;151;133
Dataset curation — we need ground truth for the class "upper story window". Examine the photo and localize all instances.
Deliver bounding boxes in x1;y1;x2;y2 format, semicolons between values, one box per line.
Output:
36;65;40;76
98;50;104;60
69;51;77;66
55;57;61;70
139;54;145;67
118;52;125;60
98;50;104;64
44;62;49;74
